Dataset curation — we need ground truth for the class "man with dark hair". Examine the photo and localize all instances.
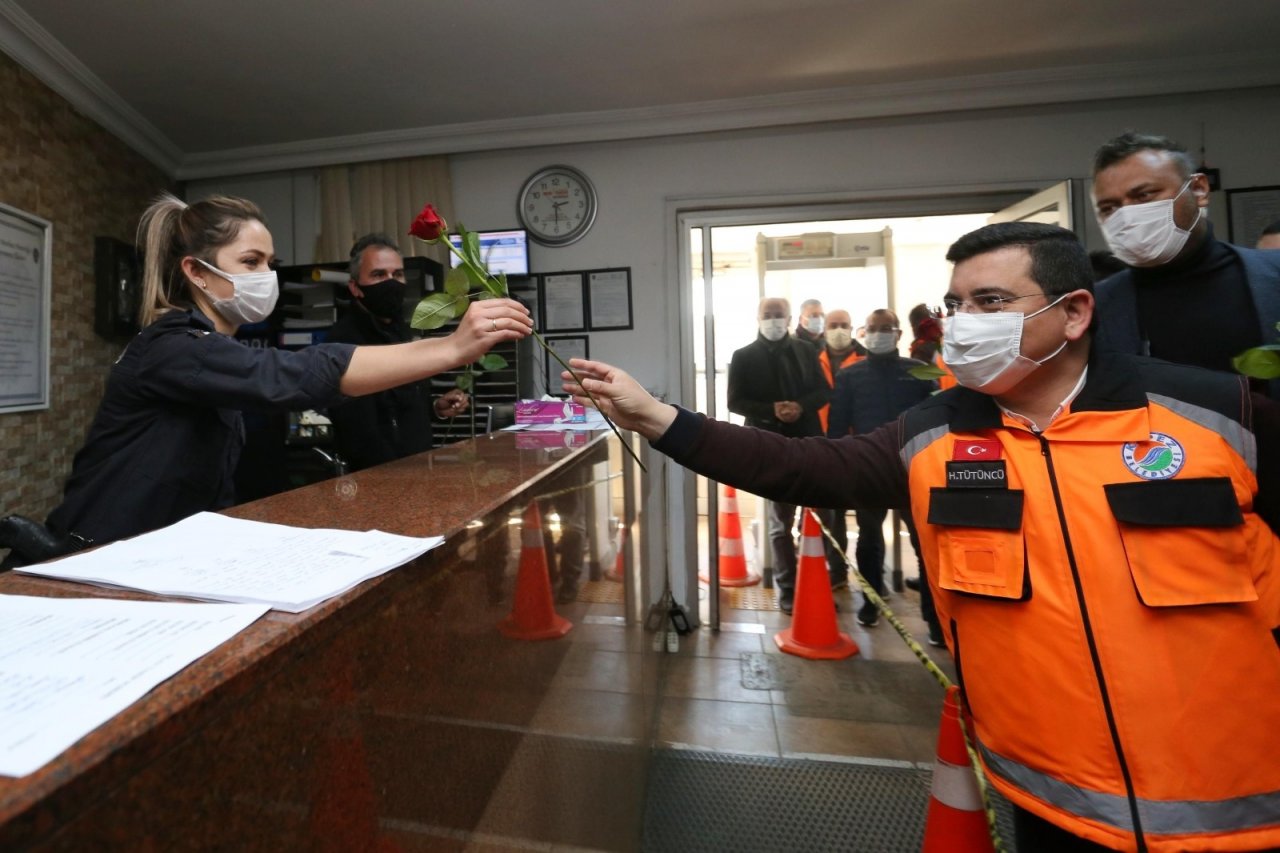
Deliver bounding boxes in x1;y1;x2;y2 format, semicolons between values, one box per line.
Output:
1258;220;1280;251
727;296;830;613
828;308;936;634
1091;131;1280;397
325;233;469;471
565;221;1280;852
794;298;826;349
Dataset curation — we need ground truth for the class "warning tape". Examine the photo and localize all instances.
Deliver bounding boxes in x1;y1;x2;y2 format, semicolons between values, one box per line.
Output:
812;511;1007;853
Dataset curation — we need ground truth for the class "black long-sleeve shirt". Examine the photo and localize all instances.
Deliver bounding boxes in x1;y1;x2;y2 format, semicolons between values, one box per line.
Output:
47;309;354;544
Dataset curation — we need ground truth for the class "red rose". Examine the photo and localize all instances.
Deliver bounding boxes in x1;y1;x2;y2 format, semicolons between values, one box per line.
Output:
409;204;448;241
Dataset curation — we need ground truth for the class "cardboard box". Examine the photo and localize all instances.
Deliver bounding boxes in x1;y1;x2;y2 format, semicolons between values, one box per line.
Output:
514;400;586;424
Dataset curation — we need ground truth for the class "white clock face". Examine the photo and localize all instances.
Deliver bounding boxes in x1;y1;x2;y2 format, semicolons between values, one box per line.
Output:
519;167;597;246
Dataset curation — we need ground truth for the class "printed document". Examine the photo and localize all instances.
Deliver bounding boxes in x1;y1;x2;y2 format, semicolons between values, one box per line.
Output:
16;512;444;612
0;595;267;777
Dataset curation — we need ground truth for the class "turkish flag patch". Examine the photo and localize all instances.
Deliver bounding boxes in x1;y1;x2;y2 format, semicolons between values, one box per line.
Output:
953;439;1002;461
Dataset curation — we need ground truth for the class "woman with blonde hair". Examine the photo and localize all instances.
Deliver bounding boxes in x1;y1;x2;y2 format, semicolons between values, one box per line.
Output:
25;193;530;552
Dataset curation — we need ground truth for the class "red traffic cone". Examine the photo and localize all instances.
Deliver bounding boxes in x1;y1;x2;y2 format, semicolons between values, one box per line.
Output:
605;521;627;583
774;509;858;660
923;686;995;853
499;502;572;640
699;485;761;587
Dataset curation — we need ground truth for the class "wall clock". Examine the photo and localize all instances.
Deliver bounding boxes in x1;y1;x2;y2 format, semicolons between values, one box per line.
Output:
518;165;597;246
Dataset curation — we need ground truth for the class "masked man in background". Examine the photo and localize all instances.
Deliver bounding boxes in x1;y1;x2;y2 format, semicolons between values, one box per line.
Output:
1091;131;1280;398
727;297;830;614
327;233;470;471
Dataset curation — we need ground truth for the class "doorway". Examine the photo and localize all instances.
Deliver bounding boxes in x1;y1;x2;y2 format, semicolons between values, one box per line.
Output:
678;183;1076;628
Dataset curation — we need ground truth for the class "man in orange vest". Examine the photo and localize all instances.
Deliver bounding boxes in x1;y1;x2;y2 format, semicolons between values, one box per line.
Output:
815;309;865;589
563;222;1280;852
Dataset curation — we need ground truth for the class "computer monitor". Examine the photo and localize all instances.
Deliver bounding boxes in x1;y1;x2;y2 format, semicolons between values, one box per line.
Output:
447;228;530;277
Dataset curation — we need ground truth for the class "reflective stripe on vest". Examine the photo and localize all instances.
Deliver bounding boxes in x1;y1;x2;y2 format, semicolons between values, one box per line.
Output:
1147;392;1258;473
981;741;1280;835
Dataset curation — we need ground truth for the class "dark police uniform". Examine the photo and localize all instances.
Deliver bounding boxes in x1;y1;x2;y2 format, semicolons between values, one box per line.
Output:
46;309;354;545
325;306;435;472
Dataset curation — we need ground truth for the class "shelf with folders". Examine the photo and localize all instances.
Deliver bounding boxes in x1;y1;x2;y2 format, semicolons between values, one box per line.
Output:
425;330;536;445
422;276;540;445
270;256;444;348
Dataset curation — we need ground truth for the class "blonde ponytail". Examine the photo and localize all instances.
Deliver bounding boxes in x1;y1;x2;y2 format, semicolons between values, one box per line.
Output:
136;193;187;328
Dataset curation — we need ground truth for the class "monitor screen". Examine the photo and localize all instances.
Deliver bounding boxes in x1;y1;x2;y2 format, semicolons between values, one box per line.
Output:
447;228;530;277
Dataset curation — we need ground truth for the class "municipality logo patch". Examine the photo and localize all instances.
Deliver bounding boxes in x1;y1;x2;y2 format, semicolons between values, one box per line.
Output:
1121;432;1185;480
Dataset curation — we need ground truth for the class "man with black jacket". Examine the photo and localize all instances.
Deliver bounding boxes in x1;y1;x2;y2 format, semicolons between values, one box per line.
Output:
326;234;469;471
727;297;829;613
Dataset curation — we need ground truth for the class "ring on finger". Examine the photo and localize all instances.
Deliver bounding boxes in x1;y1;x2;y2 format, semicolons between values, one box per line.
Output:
490;318;498;332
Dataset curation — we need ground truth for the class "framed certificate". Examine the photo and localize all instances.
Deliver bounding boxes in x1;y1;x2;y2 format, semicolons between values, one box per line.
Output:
0;203;52;413
586;268;633;331
540;273;586;332
1226;185;1280;246
544;335;589;392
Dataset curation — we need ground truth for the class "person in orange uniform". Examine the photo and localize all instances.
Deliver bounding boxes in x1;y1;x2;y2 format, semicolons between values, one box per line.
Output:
814;308;865;588
563;222;1280;853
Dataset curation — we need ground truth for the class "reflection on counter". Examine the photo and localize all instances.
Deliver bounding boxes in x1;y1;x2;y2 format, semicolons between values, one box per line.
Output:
0;431;662;851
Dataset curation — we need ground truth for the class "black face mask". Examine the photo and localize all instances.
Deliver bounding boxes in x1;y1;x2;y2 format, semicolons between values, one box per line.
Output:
358;279;406;319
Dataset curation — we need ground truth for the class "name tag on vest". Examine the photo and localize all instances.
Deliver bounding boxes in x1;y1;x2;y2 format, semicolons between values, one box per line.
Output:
946;461;1008;489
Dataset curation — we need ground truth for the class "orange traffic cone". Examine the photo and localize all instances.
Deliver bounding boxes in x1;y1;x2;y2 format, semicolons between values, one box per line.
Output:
774;509;858;660
923;686;995;853
605;521;627;583
499;502;573;640
699;485;760;587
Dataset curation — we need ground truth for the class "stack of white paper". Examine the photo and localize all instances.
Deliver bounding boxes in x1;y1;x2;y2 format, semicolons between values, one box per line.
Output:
16;512;444;613
0;595;268;777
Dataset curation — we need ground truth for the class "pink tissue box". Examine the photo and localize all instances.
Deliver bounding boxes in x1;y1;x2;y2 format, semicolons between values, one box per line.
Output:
514;400;586;424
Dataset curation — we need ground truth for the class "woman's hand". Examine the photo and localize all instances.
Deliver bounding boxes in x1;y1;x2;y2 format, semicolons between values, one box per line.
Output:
449;298;533;365
561;358;676;440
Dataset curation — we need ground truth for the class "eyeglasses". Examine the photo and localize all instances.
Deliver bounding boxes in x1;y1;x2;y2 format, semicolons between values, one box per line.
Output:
942;292;1048;314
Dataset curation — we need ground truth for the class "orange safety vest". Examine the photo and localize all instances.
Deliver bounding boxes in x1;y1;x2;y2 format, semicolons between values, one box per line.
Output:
933;352;958;391
817;348;863;433
901;357;1280;852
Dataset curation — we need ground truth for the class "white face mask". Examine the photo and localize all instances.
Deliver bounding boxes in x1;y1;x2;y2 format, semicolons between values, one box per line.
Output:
802;315;824;334
825;328;853;350
1099;179;1203;267
942;295;1068;395
195;258;279;326
759;317;789;342
864;331;898;355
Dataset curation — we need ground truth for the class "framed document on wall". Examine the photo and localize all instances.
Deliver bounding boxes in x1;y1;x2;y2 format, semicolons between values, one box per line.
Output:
544;335;589;391
540;273;586;332
1226;185;1280;246
586;268;633;331
0;203;52;413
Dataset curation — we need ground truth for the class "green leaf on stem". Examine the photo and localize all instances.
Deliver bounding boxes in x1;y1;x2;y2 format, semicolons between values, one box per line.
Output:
463;229;481;266
490;271;509;298
450;295;469;318
908;364;949;380
456;371;475;392
444;267;471;297
411;293;461;330
478;353;508;371
1233;344;1280;379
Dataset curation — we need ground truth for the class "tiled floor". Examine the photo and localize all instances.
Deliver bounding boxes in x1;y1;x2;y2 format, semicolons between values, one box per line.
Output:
658;580;955;767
